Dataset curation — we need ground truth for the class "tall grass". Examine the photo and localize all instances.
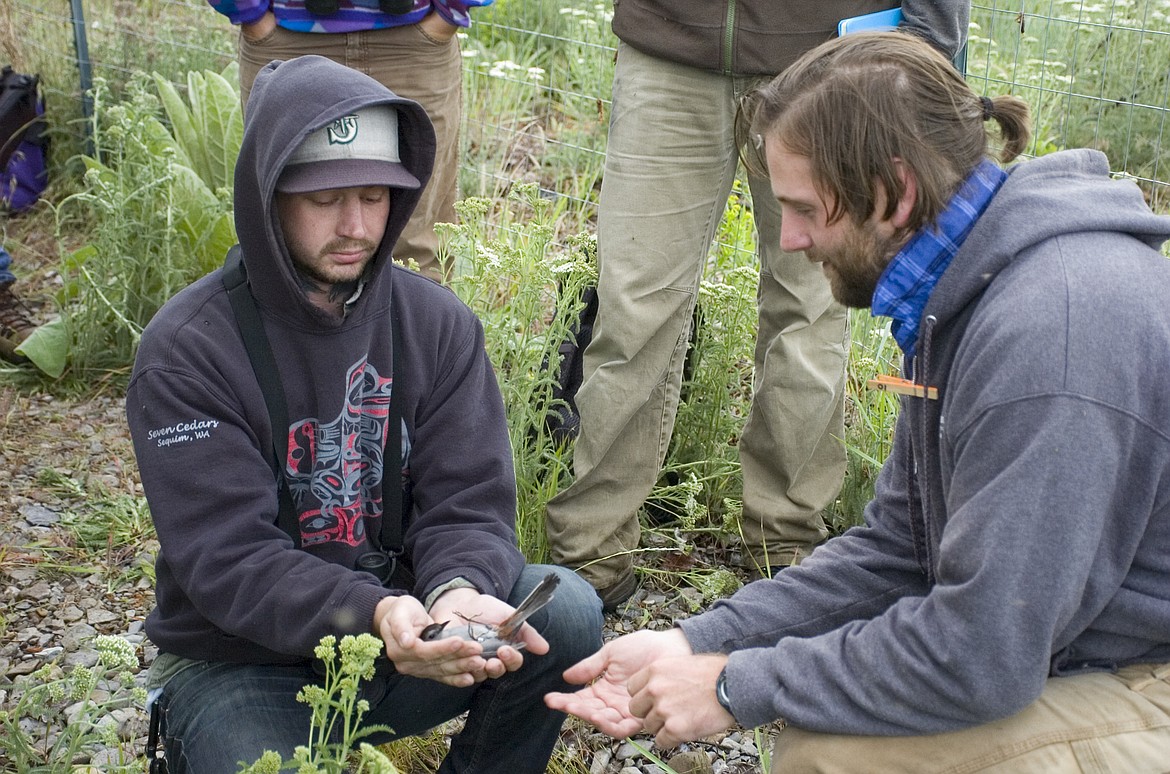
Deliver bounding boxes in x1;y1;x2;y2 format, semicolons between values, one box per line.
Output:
657;183;760;529
460;1;613;227
967;0;1170;207
828;310;904;531
444;185;597;560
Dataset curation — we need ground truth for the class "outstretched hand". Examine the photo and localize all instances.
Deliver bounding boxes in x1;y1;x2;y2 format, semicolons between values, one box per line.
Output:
545;629;693;739
626;652;732;750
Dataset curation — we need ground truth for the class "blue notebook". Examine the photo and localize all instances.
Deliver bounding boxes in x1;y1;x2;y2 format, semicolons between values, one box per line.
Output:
838;7;903;36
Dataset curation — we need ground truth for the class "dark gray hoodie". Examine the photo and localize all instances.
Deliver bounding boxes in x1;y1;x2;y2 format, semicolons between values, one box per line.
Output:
127;56;523;664
682;149;1170;735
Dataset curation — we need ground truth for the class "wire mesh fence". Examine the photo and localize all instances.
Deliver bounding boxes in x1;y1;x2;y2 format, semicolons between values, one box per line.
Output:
967;1;1170;206
2;0;1168;217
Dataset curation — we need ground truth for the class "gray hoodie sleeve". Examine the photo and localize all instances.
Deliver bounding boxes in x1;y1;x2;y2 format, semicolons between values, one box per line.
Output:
680;416;933;727
901;0;971;60
745;399;1153;734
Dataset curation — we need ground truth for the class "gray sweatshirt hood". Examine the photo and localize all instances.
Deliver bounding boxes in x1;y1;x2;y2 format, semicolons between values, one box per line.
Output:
234;55;436;329
926;149;1170;328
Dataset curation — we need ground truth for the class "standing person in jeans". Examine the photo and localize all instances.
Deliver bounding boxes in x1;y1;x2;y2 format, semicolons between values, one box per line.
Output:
127;56;601;772
545;1;970;608
208;0;493;282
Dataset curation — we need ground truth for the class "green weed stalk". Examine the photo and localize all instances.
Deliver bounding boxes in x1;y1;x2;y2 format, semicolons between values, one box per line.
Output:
0;635;144;772
47;68;239;382
826;310;902;532
240;634;400;774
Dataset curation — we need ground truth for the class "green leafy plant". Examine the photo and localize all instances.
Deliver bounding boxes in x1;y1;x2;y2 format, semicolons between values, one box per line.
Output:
240;634;400;774
826;310;903;532
153;65;243;196
660;265;759;526
45;65;240;381
0;635;144;772
644;182;759;535
461;0;612;219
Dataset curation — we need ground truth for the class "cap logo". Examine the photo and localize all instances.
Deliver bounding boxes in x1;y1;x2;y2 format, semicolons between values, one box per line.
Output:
276;104;423;193
327;115;360;146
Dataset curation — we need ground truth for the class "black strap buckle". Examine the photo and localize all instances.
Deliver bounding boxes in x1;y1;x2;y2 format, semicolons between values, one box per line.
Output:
304;0;415;15
146;699;169;773
304;0;339;14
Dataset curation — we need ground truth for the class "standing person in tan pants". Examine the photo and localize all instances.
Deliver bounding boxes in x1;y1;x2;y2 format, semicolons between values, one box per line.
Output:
545;0;970;610
208;0;492;283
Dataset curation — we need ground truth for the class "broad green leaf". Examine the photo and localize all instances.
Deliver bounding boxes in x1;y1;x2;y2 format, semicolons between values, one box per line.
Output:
184;71;212;184
197;68;243;191
78;155;118;190
153;74;200;174
144;115;188;166
17;317;69;378
154;69;242;194
169;163;236;271
62;244;99;275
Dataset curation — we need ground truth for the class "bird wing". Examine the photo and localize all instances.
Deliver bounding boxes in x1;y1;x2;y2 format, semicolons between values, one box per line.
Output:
495;572;560;641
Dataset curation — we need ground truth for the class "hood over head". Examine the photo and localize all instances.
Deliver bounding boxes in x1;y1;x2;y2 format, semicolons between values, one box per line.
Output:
234;55;436;328
926;149;1170;326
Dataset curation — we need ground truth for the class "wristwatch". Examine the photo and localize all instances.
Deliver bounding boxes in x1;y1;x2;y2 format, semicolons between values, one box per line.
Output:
715;666;733;714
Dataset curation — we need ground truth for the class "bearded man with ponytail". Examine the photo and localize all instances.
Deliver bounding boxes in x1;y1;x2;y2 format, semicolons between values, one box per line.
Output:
546;31;1170;772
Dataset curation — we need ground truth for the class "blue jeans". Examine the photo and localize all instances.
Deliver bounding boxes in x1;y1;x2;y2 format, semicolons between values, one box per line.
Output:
157;565;602;773
0;246;14;286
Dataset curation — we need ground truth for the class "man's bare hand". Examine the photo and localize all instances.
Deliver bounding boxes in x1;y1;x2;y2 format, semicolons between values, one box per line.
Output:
240;11;277;42
627;653;733;749
544;629;692;739
373;595;501;687
430;586;551;663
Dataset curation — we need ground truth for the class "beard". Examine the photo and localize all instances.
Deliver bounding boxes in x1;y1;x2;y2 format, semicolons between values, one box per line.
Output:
807;220;902;309
294;238;379;287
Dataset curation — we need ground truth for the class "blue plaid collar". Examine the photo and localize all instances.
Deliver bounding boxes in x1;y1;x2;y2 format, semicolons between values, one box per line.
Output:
872;159;1007;359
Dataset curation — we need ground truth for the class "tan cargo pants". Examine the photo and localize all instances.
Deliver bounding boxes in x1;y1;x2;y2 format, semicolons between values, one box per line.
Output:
771;663;1170;773
545;43;848;589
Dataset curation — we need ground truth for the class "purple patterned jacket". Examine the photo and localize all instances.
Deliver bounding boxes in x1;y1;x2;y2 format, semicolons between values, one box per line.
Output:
207;0;493;33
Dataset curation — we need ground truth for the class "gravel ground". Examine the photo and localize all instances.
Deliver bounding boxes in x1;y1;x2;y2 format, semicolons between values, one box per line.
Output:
0;385;770;772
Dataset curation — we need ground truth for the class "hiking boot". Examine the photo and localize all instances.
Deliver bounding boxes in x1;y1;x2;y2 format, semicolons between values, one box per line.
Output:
745;542;820;581
596;570;639;614
0;284;36;363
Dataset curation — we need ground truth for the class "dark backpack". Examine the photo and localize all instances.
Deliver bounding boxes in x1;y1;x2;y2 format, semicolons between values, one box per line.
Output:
0;66;49;213
542;284;598;445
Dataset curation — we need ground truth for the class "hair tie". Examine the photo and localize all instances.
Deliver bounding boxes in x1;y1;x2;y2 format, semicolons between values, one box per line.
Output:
980;95;995;121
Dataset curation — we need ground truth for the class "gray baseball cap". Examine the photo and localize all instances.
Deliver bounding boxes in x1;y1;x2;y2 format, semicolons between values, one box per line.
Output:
276;105;421;193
